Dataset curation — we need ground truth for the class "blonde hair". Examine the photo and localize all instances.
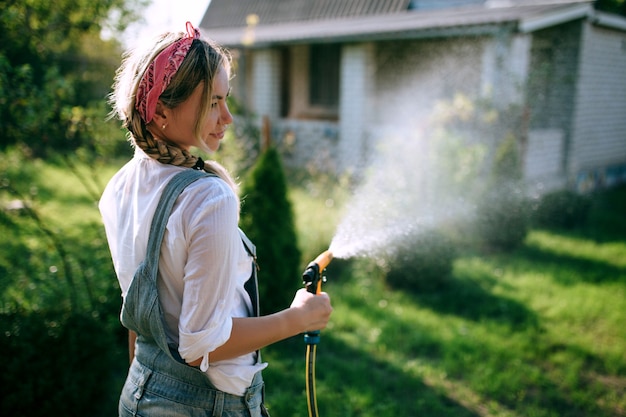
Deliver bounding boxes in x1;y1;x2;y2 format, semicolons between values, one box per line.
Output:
110;31;238;193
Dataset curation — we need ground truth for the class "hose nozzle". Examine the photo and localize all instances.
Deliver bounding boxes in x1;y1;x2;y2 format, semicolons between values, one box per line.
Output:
302;250;333;295
302;250;333;346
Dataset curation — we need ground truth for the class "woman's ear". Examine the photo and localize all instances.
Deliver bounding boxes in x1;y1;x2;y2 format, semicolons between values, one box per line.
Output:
151;100;168;128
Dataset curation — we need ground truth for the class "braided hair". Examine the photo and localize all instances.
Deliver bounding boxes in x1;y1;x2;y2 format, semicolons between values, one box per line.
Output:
109;31;238;194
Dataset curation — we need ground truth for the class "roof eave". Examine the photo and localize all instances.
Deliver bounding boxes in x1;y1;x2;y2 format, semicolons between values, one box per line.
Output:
590;10;626;32
203;9;521;48
201;2;606;48
210;23;515;48
518;3;592;32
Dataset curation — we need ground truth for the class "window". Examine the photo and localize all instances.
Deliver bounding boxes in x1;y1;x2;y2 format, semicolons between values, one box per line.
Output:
279;47;290;117
309;44;340;110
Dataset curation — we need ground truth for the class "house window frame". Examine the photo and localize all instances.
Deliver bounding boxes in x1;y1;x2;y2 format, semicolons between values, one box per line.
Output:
306;43;340;120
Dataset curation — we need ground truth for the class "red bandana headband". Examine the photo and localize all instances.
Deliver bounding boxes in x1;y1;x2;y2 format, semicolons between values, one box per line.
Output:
135;21;201;124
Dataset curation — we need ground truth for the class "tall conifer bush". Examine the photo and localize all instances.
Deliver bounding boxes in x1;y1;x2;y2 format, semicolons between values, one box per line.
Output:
239;147;301;314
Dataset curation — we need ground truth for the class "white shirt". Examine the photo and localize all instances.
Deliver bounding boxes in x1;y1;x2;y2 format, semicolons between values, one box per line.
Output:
99;149;266;396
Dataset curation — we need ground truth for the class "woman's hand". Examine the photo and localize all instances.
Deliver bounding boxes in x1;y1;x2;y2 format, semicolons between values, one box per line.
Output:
188;289;333;364
289;288;333;333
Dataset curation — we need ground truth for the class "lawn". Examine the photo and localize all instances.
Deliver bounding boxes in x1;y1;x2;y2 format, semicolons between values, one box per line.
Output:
267;184;626;417
2;155;624;416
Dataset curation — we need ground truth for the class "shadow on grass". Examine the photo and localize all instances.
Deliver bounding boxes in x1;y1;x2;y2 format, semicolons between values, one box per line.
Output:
262;335;482;417
409;273;541;330
514;244;626;285
263;293;617;417
320;255;624;416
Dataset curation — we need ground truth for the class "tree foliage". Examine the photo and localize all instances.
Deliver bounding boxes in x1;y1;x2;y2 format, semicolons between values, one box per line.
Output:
239;147;301;314
0;3;145;413
0;0;145;155
595;0;626;16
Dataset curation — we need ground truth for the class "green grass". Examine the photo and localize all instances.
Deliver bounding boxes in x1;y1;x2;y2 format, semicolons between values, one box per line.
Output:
290;184;348;264
3;154;625;416
266;184;626;417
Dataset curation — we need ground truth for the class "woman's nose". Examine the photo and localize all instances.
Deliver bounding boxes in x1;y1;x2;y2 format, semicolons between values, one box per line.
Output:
221;103;233;125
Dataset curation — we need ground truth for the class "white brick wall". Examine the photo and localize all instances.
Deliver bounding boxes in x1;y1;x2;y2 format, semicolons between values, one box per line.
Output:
571;22;626;176
240;16;626;190
525;128;567;192
339;43;374;171
252;49;281;119
481;33;531;106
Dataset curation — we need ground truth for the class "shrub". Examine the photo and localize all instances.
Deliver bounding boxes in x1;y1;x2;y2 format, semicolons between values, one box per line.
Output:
384;229;456;292
0;309;123;416
531;189;591;229
475;183;530;250
239;147;301;314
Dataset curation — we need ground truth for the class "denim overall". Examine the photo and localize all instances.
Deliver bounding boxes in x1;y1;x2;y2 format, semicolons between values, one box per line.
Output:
118;169;269;417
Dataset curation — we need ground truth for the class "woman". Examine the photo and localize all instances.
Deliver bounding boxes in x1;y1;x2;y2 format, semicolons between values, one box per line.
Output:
100;22;332;416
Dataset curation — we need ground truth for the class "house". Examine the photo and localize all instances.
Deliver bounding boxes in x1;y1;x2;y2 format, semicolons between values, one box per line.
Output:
200;0;626;193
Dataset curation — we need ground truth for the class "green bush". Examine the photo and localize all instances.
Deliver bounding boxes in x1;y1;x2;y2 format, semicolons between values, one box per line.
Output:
0;309;123;416
0;1;138;156
239;147;301;314
384;229;456;292
475;184;530;250
531;189;591;229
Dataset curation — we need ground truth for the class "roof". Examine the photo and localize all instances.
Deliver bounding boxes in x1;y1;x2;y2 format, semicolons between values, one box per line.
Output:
201;0;412;28
200;0;600;47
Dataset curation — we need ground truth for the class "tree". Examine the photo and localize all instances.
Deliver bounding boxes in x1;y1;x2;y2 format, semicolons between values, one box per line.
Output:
239;146;302;314
595;0;626;16
0;0;145;154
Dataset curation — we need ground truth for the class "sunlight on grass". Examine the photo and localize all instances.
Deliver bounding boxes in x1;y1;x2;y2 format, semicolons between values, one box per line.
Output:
521;232;625;359
5;154;625;416
290;186;346;264
416;365;522;417
35;161;120;230
311;226;626;417
326;260;547;415
527;230;626;268
458;245;626;369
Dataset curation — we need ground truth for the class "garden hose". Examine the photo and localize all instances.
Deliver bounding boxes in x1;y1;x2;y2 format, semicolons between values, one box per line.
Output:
302;250;333;417
305;342;319;417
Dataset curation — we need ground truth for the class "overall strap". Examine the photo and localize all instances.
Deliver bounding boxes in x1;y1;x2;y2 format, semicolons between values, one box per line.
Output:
145;169;213;283
121;169;213;356
122;169;266;397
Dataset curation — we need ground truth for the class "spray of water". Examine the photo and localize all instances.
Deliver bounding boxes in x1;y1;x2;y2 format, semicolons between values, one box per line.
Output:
320;34;535;260
328;102;492;260
328;143;437;260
